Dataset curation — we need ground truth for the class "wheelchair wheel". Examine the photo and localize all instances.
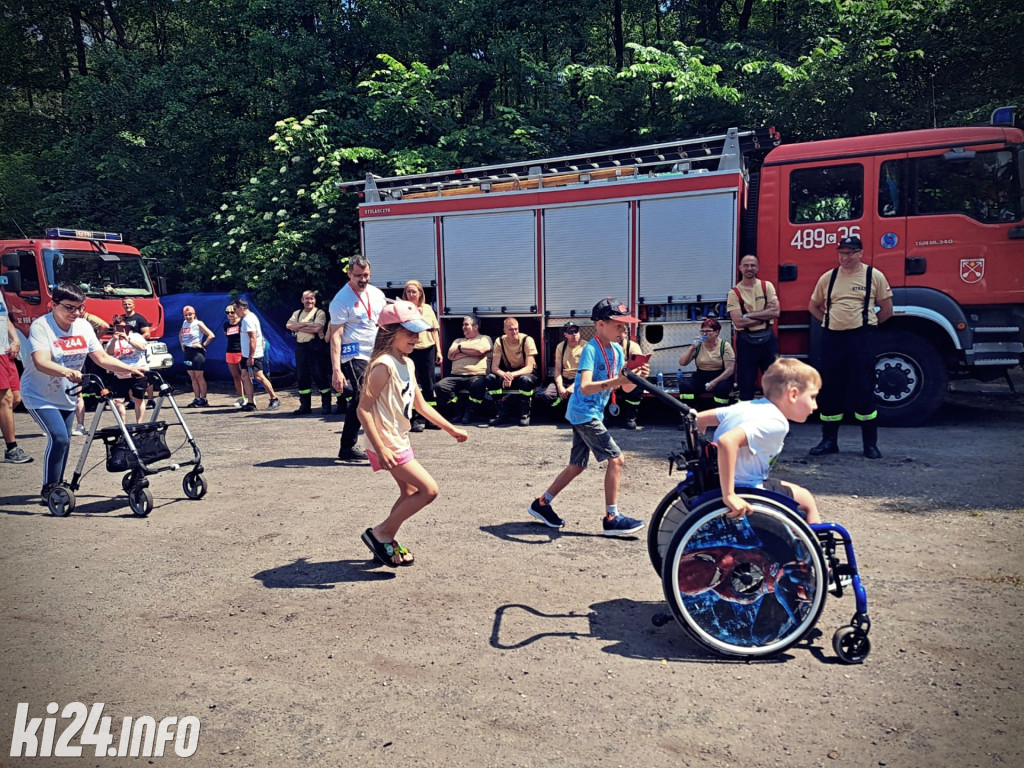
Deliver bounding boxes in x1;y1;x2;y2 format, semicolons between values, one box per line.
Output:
647;489;692;575
832;625;871;664
649;487;799;576
182;472;207;500
128;485;153;517
661;495;827;658
121;470;140;494
47;485;76;517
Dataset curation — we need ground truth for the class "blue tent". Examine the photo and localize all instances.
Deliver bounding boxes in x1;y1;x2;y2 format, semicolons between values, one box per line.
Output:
159;293;297;381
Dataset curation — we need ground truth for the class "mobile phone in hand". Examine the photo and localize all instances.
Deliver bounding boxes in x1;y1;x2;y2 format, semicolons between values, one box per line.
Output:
626;353;651;371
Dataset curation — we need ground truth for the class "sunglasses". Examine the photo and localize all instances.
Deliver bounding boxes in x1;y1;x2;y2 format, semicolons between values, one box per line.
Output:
565;329;580;334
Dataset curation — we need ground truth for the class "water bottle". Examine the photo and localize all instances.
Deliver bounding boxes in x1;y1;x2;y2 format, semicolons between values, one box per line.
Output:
656;371;664;388
677;367;684;393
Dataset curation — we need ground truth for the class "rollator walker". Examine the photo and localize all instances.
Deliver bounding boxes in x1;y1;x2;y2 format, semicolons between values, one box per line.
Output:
623;369;872;664
46;371;208;517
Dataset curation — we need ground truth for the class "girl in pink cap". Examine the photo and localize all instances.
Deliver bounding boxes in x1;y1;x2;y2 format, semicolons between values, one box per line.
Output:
358;299;468;567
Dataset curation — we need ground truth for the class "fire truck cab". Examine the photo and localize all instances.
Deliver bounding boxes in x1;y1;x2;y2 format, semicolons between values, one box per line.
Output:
759;113;1024;423
0;228;173;368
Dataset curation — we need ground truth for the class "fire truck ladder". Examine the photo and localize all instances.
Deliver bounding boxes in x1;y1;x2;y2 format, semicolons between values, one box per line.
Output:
341;126;779;203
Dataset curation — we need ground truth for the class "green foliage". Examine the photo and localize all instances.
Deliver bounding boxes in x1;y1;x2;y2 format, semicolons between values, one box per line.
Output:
0;0;1019;305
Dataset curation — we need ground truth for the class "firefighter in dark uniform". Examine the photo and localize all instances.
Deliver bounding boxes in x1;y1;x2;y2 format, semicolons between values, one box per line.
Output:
286;290;331;415
807;236;893;458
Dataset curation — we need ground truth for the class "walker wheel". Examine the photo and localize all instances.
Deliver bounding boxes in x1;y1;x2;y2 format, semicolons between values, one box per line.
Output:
832;625;871;664
128;485;154;517
182;472;207;500
47;485;76;517
121;470;140;494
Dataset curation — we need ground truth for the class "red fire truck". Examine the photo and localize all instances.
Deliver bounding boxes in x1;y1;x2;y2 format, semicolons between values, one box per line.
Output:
1;228;173;366
339;109;1023;425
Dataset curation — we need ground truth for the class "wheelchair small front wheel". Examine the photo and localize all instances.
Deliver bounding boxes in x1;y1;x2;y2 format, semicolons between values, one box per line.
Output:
832;625;871;664
662;496;828;659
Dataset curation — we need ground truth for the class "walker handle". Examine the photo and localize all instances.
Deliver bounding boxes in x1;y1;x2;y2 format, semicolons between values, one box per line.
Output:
65;373;107;397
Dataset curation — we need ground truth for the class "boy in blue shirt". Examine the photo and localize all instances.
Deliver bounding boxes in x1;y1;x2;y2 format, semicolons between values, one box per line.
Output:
528;298;650;536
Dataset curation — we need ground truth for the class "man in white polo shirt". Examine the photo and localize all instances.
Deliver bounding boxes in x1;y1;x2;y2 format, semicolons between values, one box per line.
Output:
329;255;387;461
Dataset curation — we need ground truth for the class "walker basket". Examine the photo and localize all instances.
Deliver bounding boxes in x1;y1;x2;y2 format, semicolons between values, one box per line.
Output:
98;422;172;472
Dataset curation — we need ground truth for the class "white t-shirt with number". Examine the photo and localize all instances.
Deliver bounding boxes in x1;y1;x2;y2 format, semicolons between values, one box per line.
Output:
107;332;149;378
329;283;386;363
22;315;102;410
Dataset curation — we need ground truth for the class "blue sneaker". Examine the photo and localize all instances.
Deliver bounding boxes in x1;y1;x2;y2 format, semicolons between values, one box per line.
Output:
528;498;565;529
602;514;645;537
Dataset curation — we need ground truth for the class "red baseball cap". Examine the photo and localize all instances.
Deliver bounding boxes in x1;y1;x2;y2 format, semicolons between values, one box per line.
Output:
591;297;640;323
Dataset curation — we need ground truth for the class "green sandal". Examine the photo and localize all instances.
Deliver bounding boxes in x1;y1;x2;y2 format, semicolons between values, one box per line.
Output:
392;540;415;566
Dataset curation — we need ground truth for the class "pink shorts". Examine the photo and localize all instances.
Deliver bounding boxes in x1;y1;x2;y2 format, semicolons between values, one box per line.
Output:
367;446;415;472
226;352;243;365
0;355;20;391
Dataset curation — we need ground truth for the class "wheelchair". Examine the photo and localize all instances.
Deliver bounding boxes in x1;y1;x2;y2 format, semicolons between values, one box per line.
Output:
622;370;871;663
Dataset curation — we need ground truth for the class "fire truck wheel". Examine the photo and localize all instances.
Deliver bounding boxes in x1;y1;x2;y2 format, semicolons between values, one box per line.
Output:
873;329;947;427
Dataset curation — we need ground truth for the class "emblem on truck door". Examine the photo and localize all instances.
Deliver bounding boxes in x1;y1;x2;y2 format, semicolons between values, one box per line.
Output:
960;258;985;284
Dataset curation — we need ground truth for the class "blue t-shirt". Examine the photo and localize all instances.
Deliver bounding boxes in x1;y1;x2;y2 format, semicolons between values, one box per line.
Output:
566;338;624;425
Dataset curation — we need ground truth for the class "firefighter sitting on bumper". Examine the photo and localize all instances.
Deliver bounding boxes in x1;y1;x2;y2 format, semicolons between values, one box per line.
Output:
807;235;893;459
678;316;735;408
485;317;539;427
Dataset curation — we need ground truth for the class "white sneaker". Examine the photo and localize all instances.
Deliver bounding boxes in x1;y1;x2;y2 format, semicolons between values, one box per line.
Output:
72;426;86;436
233;397;245;408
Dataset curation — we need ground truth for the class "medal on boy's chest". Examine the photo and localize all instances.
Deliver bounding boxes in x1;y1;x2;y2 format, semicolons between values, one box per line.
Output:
608;403;620;416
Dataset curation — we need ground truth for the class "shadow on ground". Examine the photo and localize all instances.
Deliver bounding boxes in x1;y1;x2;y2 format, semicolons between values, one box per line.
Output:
480;521;640;543
485;599;841;665
253;557;396;588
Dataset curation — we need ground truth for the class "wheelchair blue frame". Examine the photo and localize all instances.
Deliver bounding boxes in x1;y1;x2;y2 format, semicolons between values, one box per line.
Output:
622;368;873;663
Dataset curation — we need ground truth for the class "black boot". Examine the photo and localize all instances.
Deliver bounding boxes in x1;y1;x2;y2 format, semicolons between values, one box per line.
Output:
410;411;426;432
460;404;475;425
809;421;840;456
321;391;333;416
489;397;513;427
293;392;312;415
518;396;531;427
861;422;881;459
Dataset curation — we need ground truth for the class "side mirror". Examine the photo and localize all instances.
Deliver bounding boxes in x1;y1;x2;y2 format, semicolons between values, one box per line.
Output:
148;260;165;278
154;276;168;296
0;270;22;293
2;251;21;268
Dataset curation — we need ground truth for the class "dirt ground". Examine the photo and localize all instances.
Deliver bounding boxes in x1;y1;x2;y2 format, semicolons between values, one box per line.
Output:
3;373;1024;768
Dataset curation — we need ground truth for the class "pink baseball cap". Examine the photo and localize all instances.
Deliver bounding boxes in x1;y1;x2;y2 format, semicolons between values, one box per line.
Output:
378;300;431;333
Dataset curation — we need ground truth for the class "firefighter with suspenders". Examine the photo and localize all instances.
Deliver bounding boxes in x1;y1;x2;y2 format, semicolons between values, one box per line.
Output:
807;236;894;459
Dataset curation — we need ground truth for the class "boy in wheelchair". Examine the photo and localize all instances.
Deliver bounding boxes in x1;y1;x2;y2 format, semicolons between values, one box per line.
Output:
695;358;823;524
